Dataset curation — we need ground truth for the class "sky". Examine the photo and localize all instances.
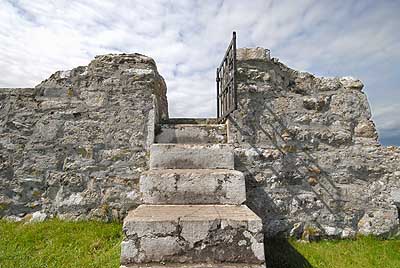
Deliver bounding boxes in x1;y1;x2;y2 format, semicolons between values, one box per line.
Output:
0;0;399;146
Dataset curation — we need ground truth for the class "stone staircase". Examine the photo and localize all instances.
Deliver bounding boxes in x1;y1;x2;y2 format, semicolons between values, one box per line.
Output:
121;119;265;268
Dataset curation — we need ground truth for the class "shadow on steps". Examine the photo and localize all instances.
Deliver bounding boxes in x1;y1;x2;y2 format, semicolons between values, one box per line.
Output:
264;237;313;268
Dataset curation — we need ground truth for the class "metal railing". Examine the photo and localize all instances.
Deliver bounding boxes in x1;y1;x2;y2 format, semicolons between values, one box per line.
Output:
216;32;237;121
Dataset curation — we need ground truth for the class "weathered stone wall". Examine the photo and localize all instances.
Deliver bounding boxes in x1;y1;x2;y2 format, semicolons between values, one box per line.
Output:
229;48;400;238
1;48;399;239
0;53;167;221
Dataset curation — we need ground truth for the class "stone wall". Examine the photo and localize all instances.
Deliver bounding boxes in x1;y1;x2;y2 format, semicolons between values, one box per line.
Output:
0;53;168;221
1;48;399;239
229;48;400;238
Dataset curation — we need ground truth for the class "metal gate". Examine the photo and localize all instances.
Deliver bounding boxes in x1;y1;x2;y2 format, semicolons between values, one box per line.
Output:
216;32;237;121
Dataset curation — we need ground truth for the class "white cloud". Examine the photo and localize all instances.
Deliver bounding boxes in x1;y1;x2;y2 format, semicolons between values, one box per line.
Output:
0;0;399;144
373;103;400;136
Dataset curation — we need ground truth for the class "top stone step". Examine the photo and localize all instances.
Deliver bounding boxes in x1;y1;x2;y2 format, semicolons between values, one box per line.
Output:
156;124;226;144
162;118;220;124
156;118;226;144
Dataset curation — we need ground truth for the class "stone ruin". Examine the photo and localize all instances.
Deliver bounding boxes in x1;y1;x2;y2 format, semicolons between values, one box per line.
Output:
1;48;400;267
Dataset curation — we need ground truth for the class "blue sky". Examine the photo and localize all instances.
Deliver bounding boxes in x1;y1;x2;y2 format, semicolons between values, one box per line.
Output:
0;0;399;146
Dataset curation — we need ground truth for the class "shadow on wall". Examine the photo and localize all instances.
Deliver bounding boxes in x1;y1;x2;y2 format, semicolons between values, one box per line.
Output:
230;109;346;231
228;100;344;266
264;237;313;268
229;109;341;226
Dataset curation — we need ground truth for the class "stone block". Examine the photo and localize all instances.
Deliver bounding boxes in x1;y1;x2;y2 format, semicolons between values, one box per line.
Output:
340;76;364;91
237;47;270;61
149;144;234;169
140;169;246;204
155;123;226;144
121;205;265;266
354;119;377;139
357;207;399;236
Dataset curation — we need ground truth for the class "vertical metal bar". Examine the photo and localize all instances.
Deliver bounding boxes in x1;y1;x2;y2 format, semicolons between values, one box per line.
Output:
232;31;237;111
216;68;220;118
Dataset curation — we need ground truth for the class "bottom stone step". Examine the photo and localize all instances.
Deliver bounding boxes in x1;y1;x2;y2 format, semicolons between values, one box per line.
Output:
122;263;265;268
121;205;265;266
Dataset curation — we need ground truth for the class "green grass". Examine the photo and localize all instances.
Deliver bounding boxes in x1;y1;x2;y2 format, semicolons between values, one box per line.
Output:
266;236;400;268
1;220;399;268
0;219;122;268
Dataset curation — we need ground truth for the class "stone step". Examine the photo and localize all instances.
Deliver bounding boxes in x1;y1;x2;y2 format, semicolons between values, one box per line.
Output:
121;205;265;266
155;123;226;144
122;263;264;268
140;169;246;205
161;118;220;125
149;144;234;169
